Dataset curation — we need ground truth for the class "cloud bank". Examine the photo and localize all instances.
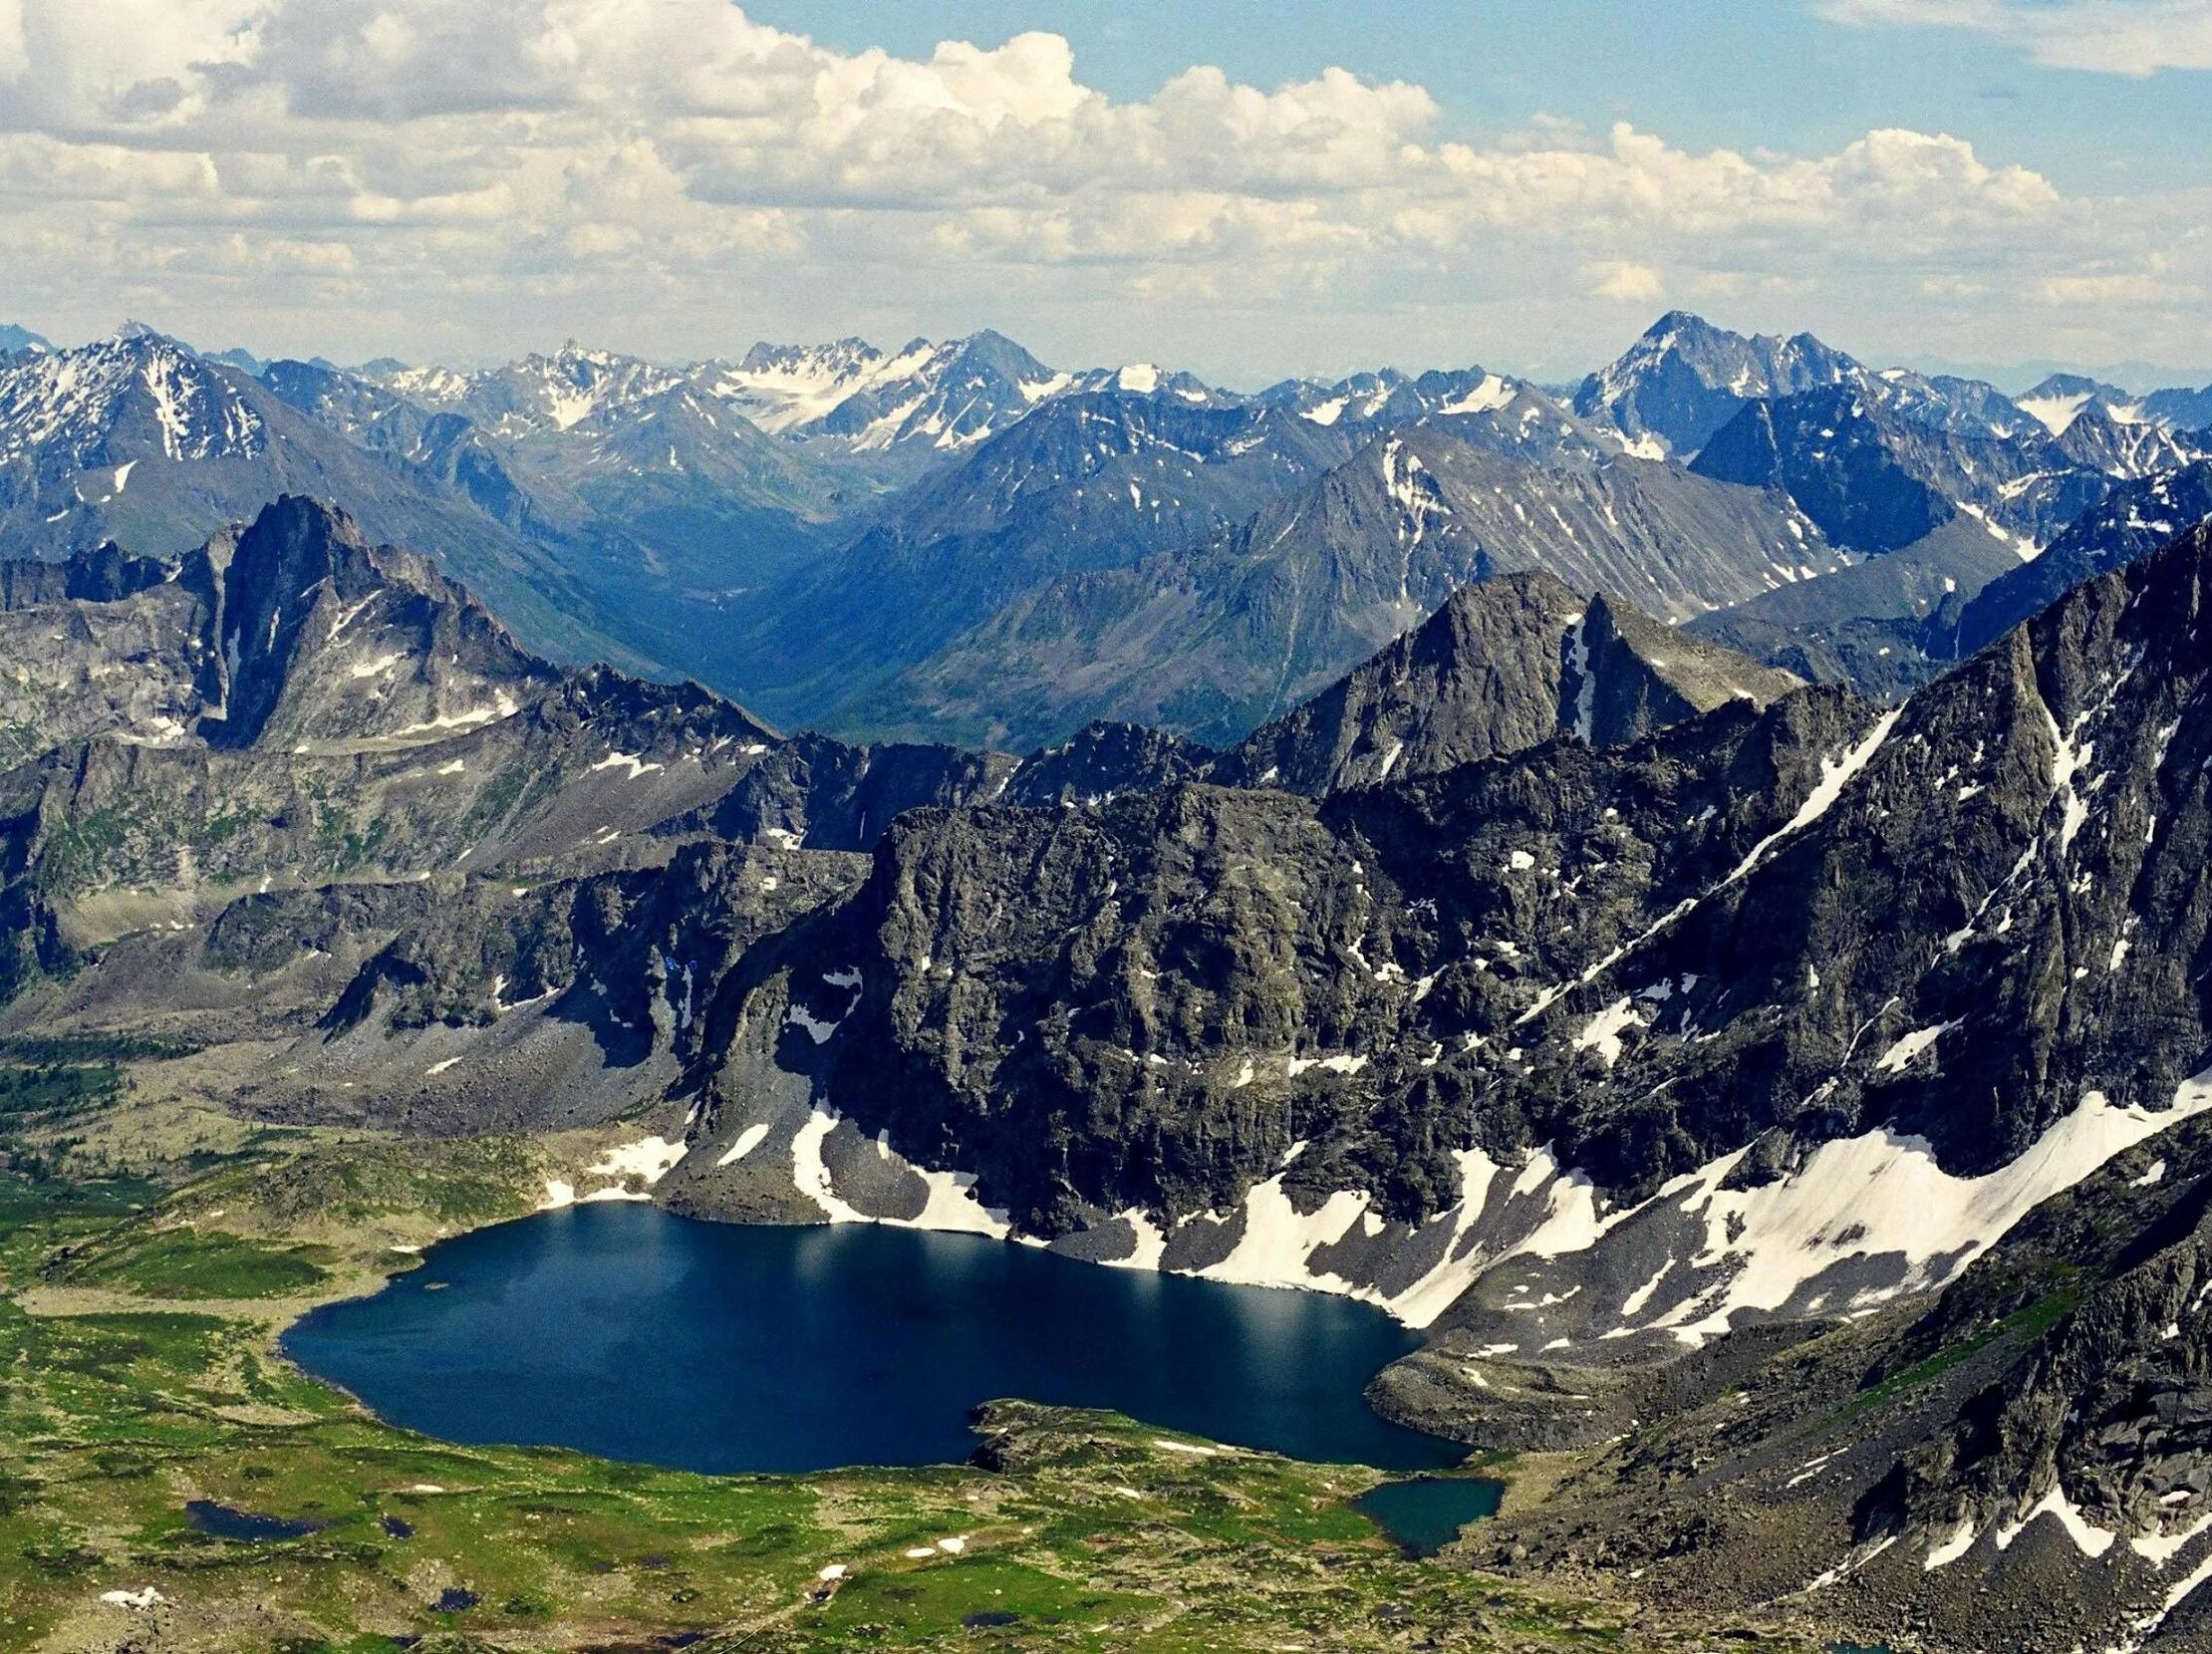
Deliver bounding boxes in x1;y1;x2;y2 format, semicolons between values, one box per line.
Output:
1817;1;2212;77
0;1;2203;380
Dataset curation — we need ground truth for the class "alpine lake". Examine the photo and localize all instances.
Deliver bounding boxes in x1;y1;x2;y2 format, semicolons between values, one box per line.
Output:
283;1203;1502;1552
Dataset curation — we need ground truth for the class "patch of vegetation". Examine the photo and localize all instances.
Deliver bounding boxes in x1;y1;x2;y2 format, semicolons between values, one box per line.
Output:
62;1229;334;1300
178;1138;543;1232
0;1166;156;1229
1837;1280;2081;1425
0;1032;198;1064
0;1060;123;1121
31;801;137;899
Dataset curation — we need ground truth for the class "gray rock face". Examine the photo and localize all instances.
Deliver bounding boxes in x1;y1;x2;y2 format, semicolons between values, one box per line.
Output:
1563;590;1803;749
0;559;210;769
1453;1117;2212;1654
689;684;1878;1238
1692;382;2166;555
999;721;1217;809
0;498;1011;1022
1952;461;2212;662
1208;570;1587;793
731;391;1362;738
199;494;555;750
1208;574;1799;796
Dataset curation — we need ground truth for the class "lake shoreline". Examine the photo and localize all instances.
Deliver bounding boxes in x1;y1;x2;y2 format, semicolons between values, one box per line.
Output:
283;1199;1480;1478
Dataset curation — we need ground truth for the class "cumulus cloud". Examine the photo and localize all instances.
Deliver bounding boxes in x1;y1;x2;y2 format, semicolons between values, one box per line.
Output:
1816;0;2212;76
1584;261;1666;304
0;0;2201;379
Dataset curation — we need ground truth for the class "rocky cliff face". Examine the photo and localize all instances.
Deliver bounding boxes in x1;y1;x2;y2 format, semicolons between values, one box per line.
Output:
1693;459;2212;705
674;685;1877;1253
1690;382;2124;553
1952;461;2212;663
1563;590;1804;748
1208;573;1799;795
650;522;2212;1435
1207;571;1586;793
999;721;1218;809
1572;312;1859;458
0;498;1022;1034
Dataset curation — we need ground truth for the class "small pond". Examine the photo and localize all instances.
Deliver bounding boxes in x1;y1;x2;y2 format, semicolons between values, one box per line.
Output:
1352;1477;1507;1556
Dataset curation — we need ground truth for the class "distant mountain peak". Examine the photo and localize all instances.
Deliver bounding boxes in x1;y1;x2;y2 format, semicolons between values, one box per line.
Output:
1575;312;1861;459
2014;371;2146;435
0;326;269;472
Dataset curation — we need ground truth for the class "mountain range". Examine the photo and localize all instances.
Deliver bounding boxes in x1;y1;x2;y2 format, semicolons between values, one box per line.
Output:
7;311;2207;755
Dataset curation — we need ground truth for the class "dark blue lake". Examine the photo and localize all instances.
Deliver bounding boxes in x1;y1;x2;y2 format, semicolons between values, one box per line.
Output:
283;1203;1471;1475
1353;1477;1505;1556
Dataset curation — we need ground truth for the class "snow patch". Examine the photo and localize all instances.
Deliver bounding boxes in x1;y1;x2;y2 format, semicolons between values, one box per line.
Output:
590;750;666;781
1924;1519;1977;1570
1573;996;1642;1067
1440;373;1516;416
1643;1079;2212;1345
717;1123;771;1167
783;1004;842;1043
1874;1020;1960;1075
790;1107;1009;1238
1996;1483;2115;1558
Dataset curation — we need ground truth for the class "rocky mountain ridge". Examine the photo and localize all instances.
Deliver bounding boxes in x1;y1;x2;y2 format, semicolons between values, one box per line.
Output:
870;424;1844;748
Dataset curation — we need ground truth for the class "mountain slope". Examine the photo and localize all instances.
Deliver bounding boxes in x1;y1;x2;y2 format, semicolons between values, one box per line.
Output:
1694;463;2212;701
701;330;1145;482
1689;381;2137;553
883;426;1837;747
648;518;2212;1445
725;392;1366;729
1686;514;2022;699
1950;461;2212;661
0;499;1019;1022
0;330;677;675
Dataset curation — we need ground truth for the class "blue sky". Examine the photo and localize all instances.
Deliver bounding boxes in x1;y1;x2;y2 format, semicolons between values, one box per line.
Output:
1;1;2207;386
747;0;2211;196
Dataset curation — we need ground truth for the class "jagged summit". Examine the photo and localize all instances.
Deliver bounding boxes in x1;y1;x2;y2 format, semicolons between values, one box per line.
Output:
199;495;548;750
1573;311;1860;458
1206;573;1799;796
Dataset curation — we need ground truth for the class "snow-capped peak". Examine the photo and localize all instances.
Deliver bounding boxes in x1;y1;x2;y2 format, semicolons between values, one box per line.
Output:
0;329;266;468
710;328;1065;454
